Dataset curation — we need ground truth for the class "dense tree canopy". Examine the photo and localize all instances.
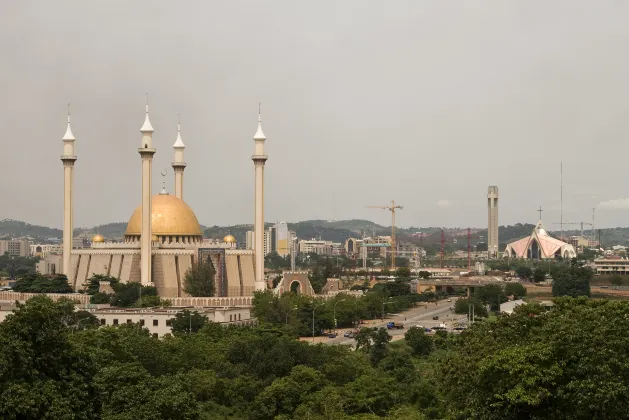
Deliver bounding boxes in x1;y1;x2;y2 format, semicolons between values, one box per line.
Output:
183;260;216;297
552;260;592;298
12;273;73;293
1;294;628;419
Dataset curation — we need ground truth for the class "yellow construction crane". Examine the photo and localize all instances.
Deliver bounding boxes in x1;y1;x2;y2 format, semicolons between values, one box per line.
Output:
367;200;403;270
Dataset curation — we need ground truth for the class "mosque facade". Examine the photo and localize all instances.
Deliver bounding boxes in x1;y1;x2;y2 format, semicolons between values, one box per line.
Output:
48;101;266;297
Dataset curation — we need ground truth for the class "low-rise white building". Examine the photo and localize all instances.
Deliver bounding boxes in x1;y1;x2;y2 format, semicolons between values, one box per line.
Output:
500;299;525;315
0;304;255;338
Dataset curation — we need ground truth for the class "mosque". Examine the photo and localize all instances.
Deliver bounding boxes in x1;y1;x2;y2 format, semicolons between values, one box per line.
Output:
47;101;269;297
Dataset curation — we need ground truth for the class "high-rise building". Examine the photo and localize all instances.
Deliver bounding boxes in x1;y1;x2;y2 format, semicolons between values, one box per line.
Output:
264;229;273;256
245;230;255;250
487;186;499;258
275;222;289;257
0;239;30;257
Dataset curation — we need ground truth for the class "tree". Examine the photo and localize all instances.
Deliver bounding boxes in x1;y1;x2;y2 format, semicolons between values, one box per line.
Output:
110;282;158;307
610;274;624;288
183;260;216;297
417;270;432;279
437;298;629;419
504;282;527;299
12;273;73;293
476;242;488;252
395;266;412;280
476;284;507;311
170;310;209;334
533;266;547;282
552;261;591;297
0;296;100;418
515;266;533;279
82;273;119;295
404;326;433;356
454;297;488;318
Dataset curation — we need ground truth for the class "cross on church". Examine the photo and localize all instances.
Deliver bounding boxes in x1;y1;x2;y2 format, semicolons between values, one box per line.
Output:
537;206;543;221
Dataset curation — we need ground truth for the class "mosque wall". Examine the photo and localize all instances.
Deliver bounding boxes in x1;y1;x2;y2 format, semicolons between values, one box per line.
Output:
89;254;111;277
109;255;123;279
119;254;134;281
129;255;141;283
239;254;255;296
75;255;91;290
177;255;192;290
225;254;241;297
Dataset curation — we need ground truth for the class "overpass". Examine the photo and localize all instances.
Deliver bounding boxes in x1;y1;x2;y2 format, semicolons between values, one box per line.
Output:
416;276;505;296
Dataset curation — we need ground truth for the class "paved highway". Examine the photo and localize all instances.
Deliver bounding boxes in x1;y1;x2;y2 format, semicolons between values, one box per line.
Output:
325;297;464;346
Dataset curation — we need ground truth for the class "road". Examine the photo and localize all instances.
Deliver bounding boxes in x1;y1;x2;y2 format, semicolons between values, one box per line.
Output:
324;297;464;346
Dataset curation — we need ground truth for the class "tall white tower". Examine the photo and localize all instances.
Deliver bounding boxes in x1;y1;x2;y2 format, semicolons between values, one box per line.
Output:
60;107;77;278
487;186;499;258
172;116;186;200
139;100;156;285
252;109;268;291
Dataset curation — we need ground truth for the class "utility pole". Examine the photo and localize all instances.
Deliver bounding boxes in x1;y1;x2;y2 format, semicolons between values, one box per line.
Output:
440;230;445;269
467;228;471;271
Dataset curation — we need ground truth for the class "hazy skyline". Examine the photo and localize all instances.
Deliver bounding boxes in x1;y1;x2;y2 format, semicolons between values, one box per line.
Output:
2;1;628;230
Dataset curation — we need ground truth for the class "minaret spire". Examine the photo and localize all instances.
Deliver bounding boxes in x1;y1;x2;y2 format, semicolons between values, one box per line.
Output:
252;103;268;292
138;96;156;286
61;104;77;282
172;113;187;200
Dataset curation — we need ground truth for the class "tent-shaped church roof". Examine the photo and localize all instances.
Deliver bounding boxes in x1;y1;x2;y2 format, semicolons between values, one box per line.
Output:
504;221;576;259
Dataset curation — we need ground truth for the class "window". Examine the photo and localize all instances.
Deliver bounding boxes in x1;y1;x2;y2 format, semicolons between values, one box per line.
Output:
126;319;132;324
113;319;118;325
238;313;241;321
100;319;106;325
229;314;233;322
140;320;145;326
166;319;172;326
153;320;158;326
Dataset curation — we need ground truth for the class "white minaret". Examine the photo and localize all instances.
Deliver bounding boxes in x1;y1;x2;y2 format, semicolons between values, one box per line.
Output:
172;115;186;200
252;107;268;291
139;98;156;285
61;106;77;278
487;186;499;258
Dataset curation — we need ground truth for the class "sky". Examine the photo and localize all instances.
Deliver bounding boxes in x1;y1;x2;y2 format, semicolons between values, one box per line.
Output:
1;1;628;231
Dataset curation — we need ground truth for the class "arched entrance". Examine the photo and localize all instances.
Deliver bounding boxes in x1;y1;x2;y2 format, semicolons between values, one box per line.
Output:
290;280;301;294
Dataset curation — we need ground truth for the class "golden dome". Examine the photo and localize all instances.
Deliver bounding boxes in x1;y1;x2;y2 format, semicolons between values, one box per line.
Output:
223;234;236;243
92;234;105;243
125;194;202;237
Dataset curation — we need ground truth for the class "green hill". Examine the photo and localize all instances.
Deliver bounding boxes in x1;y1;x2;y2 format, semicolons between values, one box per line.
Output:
3;218;629;248
0;219;62;239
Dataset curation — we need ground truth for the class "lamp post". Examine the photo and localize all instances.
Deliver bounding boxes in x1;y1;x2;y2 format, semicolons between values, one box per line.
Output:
381;298;395;320
333;298;346;333
312;302;325;343
285;306;298;324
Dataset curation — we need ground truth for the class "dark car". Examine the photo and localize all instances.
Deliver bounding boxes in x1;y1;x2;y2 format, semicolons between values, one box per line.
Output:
433;315;439;320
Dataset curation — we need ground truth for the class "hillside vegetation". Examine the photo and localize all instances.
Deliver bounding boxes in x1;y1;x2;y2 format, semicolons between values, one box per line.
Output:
2;218;629;247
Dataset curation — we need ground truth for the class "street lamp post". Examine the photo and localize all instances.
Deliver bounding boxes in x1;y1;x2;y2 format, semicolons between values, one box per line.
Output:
285;306;298;324
333;299;346;333
381;298;395;320
312;302;325;343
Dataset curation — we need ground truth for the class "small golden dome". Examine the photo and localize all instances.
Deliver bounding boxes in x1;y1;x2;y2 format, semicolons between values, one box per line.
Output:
151;235;159;242
223;234;236;243
125;194;202;237
92;234;105;243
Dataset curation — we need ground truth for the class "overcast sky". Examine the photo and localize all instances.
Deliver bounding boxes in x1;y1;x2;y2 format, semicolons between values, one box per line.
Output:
1;1;628;230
